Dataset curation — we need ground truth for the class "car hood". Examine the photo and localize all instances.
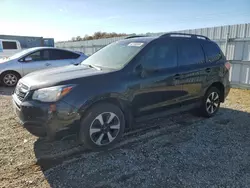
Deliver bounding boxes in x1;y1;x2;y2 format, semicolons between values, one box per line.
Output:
20;64;111;90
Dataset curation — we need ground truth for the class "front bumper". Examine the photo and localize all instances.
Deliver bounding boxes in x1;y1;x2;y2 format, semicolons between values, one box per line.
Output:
12;94;81;137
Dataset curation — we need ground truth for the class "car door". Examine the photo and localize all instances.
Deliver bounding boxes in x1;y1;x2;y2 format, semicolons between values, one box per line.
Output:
47;49;81;68
21;49;51;75
129;39;184;116
177;39;208;103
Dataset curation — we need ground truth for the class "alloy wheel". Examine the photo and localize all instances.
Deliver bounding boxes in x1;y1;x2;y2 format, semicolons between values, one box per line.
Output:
89;112;120;146
206;92;220;114
3;73;18;86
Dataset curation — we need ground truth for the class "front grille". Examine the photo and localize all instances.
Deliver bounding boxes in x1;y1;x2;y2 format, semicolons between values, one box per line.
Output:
15;83;29;101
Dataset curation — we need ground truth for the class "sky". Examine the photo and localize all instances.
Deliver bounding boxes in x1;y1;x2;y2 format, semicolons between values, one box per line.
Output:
0;0;250;41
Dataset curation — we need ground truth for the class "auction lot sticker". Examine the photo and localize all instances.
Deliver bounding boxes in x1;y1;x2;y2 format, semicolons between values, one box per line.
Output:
128;42;144;47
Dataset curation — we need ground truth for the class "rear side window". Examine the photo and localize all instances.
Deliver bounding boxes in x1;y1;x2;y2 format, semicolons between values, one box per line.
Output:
139;40;177;69
202;42;223;63
2;41;17;50
50;49;80;60
178;40;205;66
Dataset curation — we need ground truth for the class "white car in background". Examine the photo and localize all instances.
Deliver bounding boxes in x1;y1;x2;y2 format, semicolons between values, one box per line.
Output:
0;47;88;86
0;39;22;59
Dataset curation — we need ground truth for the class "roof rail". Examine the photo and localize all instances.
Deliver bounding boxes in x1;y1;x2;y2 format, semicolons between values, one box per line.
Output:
124;35;146;39
159;33;210;40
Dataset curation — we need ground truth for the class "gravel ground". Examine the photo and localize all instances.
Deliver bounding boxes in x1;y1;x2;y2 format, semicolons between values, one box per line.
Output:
1;87;250;188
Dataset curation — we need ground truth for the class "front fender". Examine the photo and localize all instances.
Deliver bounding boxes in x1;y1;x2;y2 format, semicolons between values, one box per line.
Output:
76;92;134;129
78;92;130;114
0;60;23;77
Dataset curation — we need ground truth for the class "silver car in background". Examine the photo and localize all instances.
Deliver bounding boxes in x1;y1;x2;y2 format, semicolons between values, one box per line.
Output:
0;47;88;86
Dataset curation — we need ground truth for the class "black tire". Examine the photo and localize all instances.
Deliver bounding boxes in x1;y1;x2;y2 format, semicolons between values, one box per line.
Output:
79;102;125;151
200;87;221;117
1;71;20;87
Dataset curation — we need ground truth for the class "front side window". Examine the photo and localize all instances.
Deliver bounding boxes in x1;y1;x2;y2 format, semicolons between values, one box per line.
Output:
178;40;205;66
28;51;42;61
2;41;17;49
25;50;50;62
139;40;177;69
81;40;145;69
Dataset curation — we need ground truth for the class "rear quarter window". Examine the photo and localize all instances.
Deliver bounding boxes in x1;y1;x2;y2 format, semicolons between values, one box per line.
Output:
202;41;224;63
50;50;80;60
62;51;80;59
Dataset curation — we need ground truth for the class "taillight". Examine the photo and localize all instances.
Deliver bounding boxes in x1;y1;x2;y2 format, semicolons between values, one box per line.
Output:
225;61;231;70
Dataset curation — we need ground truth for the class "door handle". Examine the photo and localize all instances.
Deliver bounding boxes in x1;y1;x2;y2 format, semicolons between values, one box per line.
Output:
205;68;211;73
174;74;181;80
45;63;51;66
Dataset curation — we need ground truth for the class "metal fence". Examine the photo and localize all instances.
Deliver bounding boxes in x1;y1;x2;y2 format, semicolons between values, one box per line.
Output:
56;23;250;89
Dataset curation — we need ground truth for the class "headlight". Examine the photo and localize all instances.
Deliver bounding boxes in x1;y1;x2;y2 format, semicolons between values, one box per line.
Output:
32;85;75;102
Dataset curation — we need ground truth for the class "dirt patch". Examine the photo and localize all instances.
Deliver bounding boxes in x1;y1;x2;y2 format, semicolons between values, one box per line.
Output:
1;88;250;187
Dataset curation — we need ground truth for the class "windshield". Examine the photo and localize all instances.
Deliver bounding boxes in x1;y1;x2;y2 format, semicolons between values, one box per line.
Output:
9;48;36;59
81;40;145;69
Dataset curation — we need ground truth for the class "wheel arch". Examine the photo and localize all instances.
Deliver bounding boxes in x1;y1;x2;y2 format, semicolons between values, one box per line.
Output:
0;70;21;84
79;96;134;130
206;82;225;102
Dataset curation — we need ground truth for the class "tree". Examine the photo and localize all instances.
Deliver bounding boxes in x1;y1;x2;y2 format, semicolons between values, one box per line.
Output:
76;36;82;41
71;32;128;41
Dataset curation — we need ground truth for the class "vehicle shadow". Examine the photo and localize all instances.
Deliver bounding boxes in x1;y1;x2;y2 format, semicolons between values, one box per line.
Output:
33;107;250;187
0;86;15;96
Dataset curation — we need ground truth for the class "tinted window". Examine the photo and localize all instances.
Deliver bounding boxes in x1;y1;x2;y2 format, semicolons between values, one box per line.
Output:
139;40;177;69
202;42;223;62
2;41;17;49
64;51;80;59
29;51;42;61
43;50;50;60
50;50;80;60
178;40;205;66
25;50;50;62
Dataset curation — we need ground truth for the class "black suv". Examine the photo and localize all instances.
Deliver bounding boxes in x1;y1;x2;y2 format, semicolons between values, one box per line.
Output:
12;33;230;150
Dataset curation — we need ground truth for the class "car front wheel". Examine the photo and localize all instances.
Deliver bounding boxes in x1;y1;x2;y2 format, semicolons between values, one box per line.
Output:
79;102;125;150
1;71;20;87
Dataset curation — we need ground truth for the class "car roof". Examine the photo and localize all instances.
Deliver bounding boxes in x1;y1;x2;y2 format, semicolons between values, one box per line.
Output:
26;47;83;55
120;33;211;44
119;36;158;44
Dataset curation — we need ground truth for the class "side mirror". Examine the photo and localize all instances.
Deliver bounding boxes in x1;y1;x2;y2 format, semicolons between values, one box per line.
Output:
134;64;153;78
24;56;32;62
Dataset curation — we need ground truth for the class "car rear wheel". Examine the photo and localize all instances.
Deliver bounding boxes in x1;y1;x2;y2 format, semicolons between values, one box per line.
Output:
79;103;125;150
1;71;20;87
200;87;221;117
